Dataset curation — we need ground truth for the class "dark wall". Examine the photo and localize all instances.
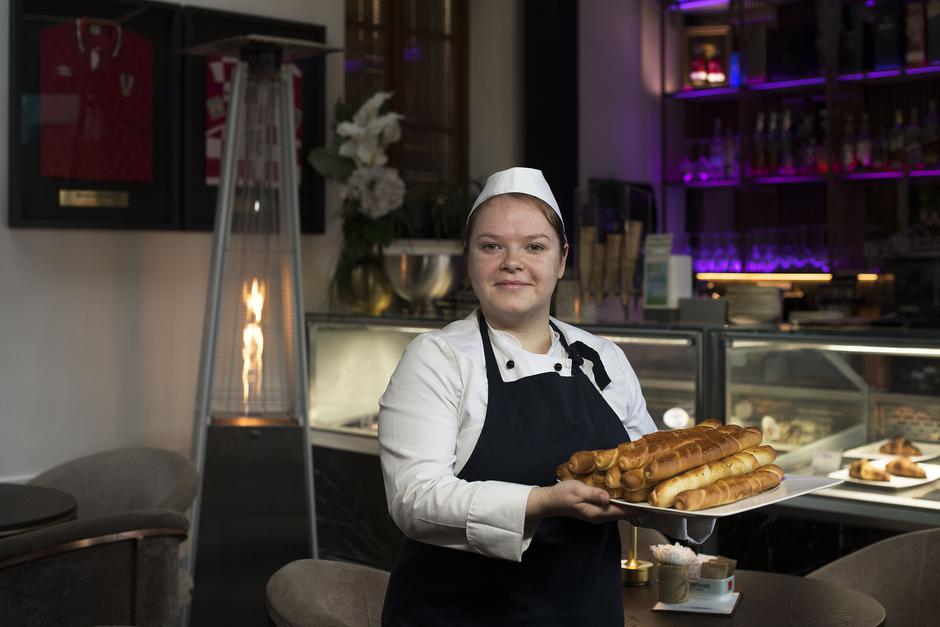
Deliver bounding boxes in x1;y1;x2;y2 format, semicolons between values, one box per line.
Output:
523;0;579;241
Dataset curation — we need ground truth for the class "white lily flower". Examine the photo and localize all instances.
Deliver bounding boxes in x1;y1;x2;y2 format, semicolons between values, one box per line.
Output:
336;120;366;138
353;92;393;125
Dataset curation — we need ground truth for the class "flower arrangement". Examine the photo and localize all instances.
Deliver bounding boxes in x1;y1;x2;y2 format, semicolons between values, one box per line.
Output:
308;92;406;306
309;91;478;312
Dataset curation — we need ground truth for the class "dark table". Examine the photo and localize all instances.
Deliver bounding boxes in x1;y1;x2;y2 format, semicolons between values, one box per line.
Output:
0;483;77;537
622;569;886;627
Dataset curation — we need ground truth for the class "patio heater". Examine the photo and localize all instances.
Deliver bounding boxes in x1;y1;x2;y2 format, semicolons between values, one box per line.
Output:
185;35;338;626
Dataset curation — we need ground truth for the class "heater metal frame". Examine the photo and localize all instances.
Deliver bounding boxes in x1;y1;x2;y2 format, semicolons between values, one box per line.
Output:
186;57;318;593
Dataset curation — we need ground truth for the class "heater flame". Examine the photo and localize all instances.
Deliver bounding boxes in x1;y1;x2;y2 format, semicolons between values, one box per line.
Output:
242;278;265;412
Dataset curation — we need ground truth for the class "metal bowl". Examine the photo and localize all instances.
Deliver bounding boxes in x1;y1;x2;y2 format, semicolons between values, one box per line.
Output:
382;239;465;314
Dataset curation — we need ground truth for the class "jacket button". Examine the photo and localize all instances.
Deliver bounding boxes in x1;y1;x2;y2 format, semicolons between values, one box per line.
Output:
554;363;562;371
506;360;515;369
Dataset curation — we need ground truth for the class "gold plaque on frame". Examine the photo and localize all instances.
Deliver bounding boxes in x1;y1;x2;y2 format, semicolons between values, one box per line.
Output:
58;190;130;208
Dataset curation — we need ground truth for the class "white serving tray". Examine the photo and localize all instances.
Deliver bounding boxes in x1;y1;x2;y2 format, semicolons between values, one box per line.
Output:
828;458;940;490
841;439;940;463
610;474;842;517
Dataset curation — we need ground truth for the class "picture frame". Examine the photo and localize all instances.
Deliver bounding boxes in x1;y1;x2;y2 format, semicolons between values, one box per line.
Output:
682;25;732;90
181;6;327;233
8;0;182;229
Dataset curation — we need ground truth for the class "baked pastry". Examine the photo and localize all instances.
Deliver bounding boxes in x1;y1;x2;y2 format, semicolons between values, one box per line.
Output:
879;434;922;456
648;445;777;508
885;456;926;479
848;459;890;482
672;464;785;511
643;425;764;482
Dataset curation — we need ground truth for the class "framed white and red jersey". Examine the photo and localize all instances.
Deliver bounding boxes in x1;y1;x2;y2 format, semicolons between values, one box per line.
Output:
181;6;326;234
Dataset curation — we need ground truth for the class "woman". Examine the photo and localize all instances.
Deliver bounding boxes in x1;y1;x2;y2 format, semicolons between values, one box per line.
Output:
378;167;713;626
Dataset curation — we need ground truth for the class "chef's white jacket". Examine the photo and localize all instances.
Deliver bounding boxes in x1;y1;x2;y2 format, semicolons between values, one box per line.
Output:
379;311;715;562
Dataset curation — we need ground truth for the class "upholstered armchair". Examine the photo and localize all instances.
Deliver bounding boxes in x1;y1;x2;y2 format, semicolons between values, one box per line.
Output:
27;448;198;519
266;559;390;627
807;528;940;626
0;509;188;627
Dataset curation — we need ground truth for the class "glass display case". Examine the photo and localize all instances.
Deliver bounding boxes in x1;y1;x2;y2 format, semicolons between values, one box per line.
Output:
306;315;706;445
721;329;940;528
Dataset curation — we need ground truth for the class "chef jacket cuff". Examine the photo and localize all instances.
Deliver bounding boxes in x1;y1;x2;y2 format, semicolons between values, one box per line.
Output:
466;481;534;562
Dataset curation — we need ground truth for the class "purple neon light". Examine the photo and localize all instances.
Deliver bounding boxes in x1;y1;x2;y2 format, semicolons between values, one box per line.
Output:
868;69;902;78
906;65;940;75
670;0;729;11
748;77;825;90
686;178;741;188
694;257;830;274
838;73;865;81
844;170;903;180
753;175;824;184
910;169;940;178
344;58;365;73
672;86;740;99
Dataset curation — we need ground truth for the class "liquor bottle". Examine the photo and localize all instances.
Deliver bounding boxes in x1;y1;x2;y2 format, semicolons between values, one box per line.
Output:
908;1;928;66
752;112;766;176
816;109;830;174
840;2;865;73
841;114;857;173
928;0;940;65
767;111;780;175
709;118;725;178
695;138;710;181
887;108;906;170
797;112;816;174
872;125;889;170
874;0;905;69
856;113;873;170
724;127;740;178
923;99;940;166
780;110;795;175
906;107;924;170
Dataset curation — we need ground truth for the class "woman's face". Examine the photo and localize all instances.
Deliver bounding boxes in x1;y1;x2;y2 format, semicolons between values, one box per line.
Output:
468;196;568;325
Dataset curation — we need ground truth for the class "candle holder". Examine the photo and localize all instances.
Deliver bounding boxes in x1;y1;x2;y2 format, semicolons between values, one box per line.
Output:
620;525;653;586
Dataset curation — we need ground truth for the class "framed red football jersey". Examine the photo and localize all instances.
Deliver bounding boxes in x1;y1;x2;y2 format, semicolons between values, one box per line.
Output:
9;1;182;230
39;19;154;183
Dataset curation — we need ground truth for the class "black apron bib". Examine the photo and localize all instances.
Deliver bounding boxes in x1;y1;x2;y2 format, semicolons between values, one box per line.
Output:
382;311;630;627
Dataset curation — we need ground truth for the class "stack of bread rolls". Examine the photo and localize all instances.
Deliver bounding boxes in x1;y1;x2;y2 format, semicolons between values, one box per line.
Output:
556;419;784;512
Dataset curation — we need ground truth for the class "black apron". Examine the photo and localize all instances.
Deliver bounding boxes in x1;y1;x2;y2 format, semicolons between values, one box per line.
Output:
382;311;630;627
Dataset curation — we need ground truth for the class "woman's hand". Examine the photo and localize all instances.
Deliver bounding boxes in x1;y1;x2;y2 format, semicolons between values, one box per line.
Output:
525;480;643;524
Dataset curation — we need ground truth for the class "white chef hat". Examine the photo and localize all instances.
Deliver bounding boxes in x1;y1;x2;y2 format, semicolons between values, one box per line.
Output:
468;167;564;232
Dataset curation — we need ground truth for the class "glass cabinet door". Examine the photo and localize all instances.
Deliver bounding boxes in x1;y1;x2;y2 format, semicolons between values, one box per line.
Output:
600;330;703;431
723;333;940;473
306;319;442;434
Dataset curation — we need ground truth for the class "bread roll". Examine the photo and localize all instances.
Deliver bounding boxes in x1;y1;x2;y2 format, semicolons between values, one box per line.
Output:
619;486;653;503
673;464;785;511
556;462;578;481
621;467;655;491
617;419;721;470
567;450;596;474
849;459;890;481
880;434;922;456
886;456;926;479
649;445;777;508
644;425;763;482
605;465;623;489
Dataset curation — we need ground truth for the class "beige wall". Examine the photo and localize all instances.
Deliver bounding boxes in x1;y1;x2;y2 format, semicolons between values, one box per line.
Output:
0;0;345;481
579;0;661;193
0;0;525;481
468;0;523;180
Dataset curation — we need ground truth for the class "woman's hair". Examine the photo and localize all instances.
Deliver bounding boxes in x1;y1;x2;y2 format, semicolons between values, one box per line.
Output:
464;192;566;251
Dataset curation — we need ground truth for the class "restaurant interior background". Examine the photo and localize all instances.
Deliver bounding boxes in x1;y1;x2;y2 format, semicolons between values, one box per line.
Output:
0;0;663;482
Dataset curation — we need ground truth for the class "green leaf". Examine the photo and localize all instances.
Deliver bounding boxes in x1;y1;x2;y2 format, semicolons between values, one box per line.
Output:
308;148;354;181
